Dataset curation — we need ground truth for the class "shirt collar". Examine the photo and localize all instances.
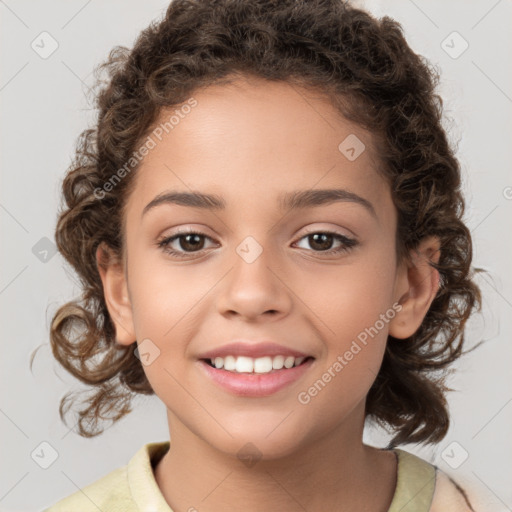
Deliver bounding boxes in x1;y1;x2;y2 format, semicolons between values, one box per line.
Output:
127;441;173;511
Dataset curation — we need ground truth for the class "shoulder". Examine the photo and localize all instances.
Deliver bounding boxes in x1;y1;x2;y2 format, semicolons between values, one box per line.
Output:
429;469;476;512
42;464;134;512
42;441;170;512
387;449;476;512
388;448;437;512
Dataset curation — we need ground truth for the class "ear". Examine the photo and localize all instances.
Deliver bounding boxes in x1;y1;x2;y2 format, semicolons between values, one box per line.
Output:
388;236;441;340
96;242;136;346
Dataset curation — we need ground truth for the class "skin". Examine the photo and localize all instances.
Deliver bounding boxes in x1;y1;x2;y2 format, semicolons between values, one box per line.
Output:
97;75;440;511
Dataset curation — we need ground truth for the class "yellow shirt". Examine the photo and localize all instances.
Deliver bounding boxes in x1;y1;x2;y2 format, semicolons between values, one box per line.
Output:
43;441;470;511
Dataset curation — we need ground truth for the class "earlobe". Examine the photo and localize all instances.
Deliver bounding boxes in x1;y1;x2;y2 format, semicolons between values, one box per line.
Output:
388;236;441;340
96;242;136;346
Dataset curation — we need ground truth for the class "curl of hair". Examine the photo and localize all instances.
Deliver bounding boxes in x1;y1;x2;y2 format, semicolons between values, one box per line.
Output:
46;0;483;444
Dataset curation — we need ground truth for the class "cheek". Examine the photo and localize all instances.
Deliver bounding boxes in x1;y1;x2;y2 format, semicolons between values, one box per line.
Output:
298;246;397;336
296;246;396;392
126;250;220;392
128;247;211;336
298;286;393;418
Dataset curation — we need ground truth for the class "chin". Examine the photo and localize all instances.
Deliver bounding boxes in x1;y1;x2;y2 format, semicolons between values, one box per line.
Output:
206;425;310;463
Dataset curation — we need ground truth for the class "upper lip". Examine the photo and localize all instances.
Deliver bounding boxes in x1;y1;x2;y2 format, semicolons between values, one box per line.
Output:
198;341;314;360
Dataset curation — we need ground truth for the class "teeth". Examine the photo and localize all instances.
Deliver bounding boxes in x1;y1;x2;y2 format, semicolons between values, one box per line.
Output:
236;356;254;373
254;356;272;373
208;355;308;374
284;356;295;368
272;355;284;370
223;355;236;371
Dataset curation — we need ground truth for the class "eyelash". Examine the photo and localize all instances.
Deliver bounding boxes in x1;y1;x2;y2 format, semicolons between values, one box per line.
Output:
156;228;358;259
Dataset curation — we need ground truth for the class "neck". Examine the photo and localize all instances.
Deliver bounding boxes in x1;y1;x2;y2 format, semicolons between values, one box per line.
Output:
154;404;397;511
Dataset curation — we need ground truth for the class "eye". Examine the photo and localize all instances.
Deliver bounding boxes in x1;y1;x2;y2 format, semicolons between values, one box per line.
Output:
157;229;216;258
294;231;358;255
157;229;358;259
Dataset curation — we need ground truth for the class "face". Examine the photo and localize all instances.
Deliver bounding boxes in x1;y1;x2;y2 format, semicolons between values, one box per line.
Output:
99;76;433;461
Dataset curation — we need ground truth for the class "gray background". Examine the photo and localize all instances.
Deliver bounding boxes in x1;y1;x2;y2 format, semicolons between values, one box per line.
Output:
1;0;511;510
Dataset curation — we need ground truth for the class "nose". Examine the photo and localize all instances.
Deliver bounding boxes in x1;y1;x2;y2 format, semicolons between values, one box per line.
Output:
216;242;293;322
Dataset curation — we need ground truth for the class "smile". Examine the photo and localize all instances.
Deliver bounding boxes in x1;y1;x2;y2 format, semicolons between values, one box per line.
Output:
205;354;311;373
197;356;315;397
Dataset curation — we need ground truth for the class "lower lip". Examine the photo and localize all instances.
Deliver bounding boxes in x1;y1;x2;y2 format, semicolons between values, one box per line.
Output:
197;358;315;397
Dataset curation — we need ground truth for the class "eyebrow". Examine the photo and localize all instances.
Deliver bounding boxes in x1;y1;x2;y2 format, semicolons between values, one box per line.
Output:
141;188;377;219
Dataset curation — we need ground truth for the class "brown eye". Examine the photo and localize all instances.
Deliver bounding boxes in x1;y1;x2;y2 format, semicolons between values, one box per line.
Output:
295;231;358;255
307;233;335;251
157;231;215;257
176;233;206;251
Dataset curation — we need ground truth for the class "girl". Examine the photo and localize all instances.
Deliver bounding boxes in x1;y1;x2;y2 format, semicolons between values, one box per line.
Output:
44;0;482;510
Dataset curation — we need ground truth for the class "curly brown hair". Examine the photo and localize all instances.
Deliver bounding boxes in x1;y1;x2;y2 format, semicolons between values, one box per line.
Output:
34;0;484;446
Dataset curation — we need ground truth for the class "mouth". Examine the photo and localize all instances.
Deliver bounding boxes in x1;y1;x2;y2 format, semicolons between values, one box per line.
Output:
200;355;315;373
197;356;316;397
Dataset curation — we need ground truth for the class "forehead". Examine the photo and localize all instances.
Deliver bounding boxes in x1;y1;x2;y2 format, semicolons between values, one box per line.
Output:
125;77;393;225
